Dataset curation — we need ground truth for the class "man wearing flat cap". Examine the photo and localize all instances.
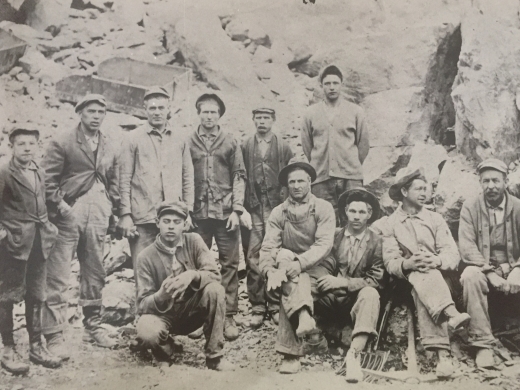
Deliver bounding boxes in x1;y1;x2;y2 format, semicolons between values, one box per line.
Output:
41;93;120;356
459;158;520;368
188;92;246;340
312;188;385;383
301;64;370;223
241;106;294;328
135;201;235;371
118;87;194;275
382;167;470;378
259;157;335;374
0;127;61;373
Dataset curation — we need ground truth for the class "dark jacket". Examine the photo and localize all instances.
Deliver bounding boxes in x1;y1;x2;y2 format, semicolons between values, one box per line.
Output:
136;233;221;315
0;159;58;261
241;133;293;211
42;125;119;215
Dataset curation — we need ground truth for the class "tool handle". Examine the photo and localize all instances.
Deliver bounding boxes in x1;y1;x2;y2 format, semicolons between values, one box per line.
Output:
406;305;419;374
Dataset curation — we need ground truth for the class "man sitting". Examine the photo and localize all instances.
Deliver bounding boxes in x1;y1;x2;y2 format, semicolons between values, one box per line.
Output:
313;188;385;383
135;201;234;371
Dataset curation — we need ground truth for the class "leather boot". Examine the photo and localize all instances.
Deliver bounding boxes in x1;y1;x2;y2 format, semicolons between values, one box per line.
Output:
224;316;239;341
26;301;61;369
82;306;118;348
45;331;70;361
1;345;30;374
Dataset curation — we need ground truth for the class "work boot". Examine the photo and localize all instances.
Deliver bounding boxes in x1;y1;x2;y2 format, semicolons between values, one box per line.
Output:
83;307;118;348
345;350;363;383
250;312;265;329
475;348;495;369
435;350;455;378
45;332;70;362
1;345;30;375
224;316;239;341
206;357;236;371
29;341;62;369
303;332;329;355
187;327;204;339
279;355;301;374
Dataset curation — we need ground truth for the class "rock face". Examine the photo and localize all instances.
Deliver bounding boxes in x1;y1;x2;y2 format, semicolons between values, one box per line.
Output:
102;271;135;326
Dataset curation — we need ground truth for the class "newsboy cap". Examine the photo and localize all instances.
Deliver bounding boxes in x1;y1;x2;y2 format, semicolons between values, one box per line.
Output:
278;157;317;187
75;94;107;113
157;201;189;220
143;86;171;101
338;188;380;224
477;158;508;175
252;107;275;116
196;93;226;117
388;167;426;201
8;127;39;142
319;64;344;83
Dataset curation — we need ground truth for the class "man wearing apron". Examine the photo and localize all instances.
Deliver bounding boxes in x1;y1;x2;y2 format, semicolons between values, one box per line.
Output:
259;158;336;374
459;159;520;368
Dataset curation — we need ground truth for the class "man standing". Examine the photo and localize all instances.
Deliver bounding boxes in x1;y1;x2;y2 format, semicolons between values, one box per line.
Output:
41;94;120;357
135;201;234;371
241;106;293;328
118;86;194;266
301;64;369;220
189;93;246;341
382;167;470;378
259;158;336;374
314;188;385;383
459;159;520;368
0;128;61;373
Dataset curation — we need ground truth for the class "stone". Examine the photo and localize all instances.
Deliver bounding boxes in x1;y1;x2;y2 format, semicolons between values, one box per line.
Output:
407;143;449;184
508;166;520;199
101;279;135;326
18;47;46;74
103;238;131;276
24;0;74;33
434;156;481;232
252;45;272;64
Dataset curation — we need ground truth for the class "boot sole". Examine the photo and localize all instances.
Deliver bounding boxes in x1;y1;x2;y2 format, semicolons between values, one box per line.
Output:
1;362;30;375
29;356;61;369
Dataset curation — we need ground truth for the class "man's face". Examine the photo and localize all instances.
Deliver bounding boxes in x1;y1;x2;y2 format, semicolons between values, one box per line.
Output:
402;179;428;207
480;169;507;205
322;74;342;102
80;103;106;133
346;201;371;231
199;102;220;130
253;113;275;135
287;169;311;202
145;97;169;128
156;213;185;244
11;134;38;166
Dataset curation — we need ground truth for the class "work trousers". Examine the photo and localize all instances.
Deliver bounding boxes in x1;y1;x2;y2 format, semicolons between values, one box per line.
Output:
42;186;112;334
461;266;520;349
0;231;46;344
195;218;240;316
247;196;279;314
136;282;225;359
311;178;363;225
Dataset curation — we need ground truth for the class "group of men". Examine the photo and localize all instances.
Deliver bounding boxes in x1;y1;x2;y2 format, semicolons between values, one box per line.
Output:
0;63;519;382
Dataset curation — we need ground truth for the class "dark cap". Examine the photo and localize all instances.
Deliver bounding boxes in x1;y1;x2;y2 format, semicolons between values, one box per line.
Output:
338;188;380;224
477;158;508;175
195;93;226;117
143;86;171;101
278;157;317;187
389;167;426;201
252;107;275;116
319;64;344;83
8;127;39;142
157;201;189;220
75;94;107;113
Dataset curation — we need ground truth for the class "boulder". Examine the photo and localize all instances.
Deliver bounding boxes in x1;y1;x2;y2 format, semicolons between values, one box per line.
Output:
23;0;73;33
225;15;270;46
451;9;520;165
103;238;131;276
101;278;135;326
407;143;449;184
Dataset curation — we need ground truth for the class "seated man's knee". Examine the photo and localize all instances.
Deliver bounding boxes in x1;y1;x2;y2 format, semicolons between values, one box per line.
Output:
460;266;485;286
358;286;380;302
136;315;167;347
202;281;225;300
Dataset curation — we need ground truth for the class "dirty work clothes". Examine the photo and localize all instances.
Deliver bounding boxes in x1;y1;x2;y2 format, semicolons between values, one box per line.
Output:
136;283;225;359
382;206;460;350
301;99;369;185
41;186;112;335
189;126;246;220
311;178;363;225
459;193;520;273
194;218;240;316
119;122;195;224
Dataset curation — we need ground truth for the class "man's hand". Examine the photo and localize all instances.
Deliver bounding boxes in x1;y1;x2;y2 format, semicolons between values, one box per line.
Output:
403;251;439;273
226;211;240;232
57;200;73;217
166;270;198;301
487;272;510;294
239;210;252;230
157;275;177;302
507;267;520;294
117;214;139;238
317;275;347;292
280;260;302;279
267;269;288;291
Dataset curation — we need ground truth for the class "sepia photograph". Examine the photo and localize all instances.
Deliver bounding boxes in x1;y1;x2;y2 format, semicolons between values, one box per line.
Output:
0;0;519;389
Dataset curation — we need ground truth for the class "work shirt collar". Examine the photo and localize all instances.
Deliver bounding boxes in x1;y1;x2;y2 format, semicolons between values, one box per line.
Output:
12;159;37;171
288;192;311;206
198;125;220;139
396;205;428;223
145;120;172;135
155;234;184;256
255;132;273;144
486;196;506;211
344;227;367;243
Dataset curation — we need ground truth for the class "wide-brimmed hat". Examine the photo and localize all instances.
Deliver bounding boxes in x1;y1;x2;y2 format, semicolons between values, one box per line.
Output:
318;64;344;83
477;158;508;175
75;93;106;113
278;157;317;187
196;93;226;117
157;200;188;220
389;167;426;201
8;126;39;142
144;86;171;101
338;188;380;224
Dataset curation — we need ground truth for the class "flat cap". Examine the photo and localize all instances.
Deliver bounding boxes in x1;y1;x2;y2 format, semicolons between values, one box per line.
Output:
196;93;226;117
252;107;275;116
144;86;171;101
338;188;380;224
389;167;426;201
319;64;344;83
75;93;106;113
157;201;189;220
477;158;508;175
278;156;317;187
8;127;39;141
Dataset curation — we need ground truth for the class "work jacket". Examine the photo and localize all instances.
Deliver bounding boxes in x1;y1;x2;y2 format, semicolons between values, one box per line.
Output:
0;159;58;261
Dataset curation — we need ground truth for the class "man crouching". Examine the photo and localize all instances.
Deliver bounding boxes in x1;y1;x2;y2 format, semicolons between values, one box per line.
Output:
135;201;235;371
